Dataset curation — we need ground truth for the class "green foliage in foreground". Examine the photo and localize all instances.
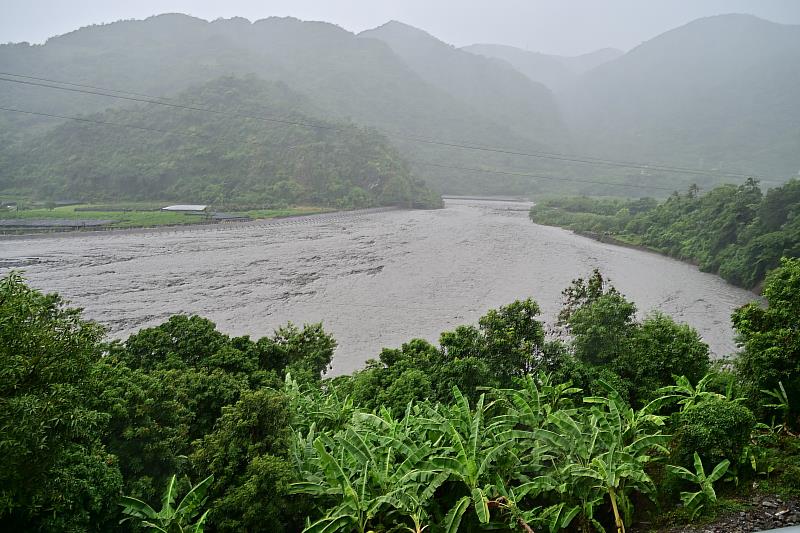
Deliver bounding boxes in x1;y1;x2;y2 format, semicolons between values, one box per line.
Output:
1;257;800;531
666;453;730;520
734;257;800;424
529;179;800;288
290;375;670;533
119;474;214;532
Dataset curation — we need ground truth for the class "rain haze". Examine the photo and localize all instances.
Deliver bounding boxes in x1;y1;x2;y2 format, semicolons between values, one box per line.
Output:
1;0;800;54
3;1;800;530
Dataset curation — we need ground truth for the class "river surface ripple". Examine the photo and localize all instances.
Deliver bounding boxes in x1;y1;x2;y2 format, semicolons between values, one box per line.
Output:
0;199;757;375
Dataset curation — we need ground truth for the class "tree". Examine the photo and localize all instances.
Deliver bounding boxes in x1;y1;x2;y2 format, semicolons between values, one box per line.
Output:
558;268;619;325
478;299;547;383
569;292;637;366
0;272;122;531
121;315;231;371
99;363;192;502
191;389;296;532
733;257;800;426
257;322;337;382
614;313;710;406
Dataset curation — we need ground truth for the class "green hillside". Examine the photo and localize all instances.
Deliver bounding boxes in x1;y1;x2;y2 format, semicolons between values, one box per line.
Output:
2;13;800;198
0;14;567;196
0;76;440;208
529;178;800;288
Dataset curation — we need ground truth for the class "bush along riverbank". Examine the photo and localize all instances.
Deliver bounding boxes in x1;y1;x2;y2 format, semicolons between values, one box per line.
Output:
1;259;799;532
528;179;800;290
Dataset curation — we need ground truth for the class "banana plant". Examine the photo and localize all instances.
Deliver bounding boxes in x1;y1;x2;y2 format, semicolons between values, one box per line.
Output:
290;437;380;533
666;452;730;520
571;383;670;533
569;443;653;533
291;405;448;533
482;476;541;532
289;379;673;533
656;374;725;411
761;381;793;434
285;373;355;432
430;388;516;531
119;474;214;533
493;373;581;431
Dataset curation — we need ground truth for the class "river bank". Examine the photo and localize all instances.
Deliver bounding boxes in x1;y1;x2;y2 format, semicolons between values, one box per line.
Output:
0;199;757;373
528;186;799;291
0;206;394;241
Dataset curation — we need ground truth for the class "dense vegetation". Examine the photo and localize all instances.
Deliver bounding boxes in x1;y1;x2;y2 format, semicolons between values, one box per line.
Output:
0;76;441;209
2;258;798;532
529;179;800;289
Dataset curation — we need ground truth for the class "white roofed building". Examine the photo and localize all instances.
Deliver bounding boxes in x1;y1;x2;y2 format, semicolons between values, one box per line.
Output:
161;205;208;213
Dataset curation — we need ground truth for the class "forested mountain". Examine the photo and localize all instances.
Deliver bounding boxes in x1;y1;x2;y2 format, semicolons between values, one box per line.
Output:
560;14;800;183
1;76;440;207
359;21;566;143
462;43;622;93
0;13;566;196
1;13;800;198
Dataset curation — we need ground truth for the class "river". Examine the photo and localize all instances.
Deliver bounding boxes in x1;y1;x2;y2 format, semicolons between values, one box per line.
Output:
0;199;757;375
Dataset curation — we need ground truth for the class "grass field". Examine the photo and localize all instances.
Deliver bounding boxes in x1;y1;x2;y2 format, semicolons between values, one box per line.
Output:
242;206;332;219
0;204;334;230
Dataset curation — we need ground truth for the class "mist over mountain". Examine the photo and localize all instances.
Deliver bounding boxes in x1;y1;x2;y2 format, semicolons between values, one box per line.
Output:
1;12;799;199
561;14;800;182
359;21;566;144
0;13;567;197
461;44;622;93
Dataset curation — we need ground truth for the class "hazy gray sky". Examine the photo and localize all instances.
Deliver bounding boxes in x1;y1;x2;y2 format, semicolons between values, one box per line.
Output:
3;0;800;55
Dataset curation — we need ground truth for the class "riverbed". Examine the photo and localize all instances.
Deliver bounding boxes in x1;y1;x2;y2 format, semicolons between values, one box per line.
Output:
0;199;757;374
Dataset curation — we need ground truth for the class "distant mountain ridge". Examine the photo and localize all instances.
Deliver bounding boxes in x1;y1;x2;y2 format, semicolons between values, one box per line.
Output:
359;21;566;143
461;44;623;93
561;14;800;182
0;12;799;199
0;13;567;196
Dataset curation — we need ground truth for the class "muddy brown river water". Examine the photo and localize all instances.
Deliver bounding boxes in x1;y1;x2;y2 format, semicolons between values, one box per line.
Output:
0;199;758;375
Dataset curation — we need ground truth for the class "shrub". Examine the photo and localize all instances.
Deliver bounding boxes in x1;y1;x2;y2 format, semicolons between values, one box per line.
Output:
779;464;800;491
671;397;755;467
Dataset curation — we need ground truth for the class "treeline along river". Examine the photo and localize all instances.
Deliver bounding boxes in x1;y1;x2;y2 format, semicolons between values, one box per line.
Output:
0;199;757;374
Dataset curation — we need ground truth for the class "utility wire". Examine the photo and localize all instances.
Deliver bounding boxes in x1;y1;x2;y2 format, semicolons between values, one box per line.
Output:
0;106;196;138
417;162;676;191
0;72;781;183
0;105;677;192
0;71;761;181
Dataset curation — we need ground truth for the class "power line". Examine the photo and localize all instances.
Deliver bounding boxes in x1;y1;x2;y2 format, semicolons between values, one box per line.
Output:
417;162;676;191
0;105;677;192
0;71;207;104
0;72;781;183
0;106;196;138
0;72;763;181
